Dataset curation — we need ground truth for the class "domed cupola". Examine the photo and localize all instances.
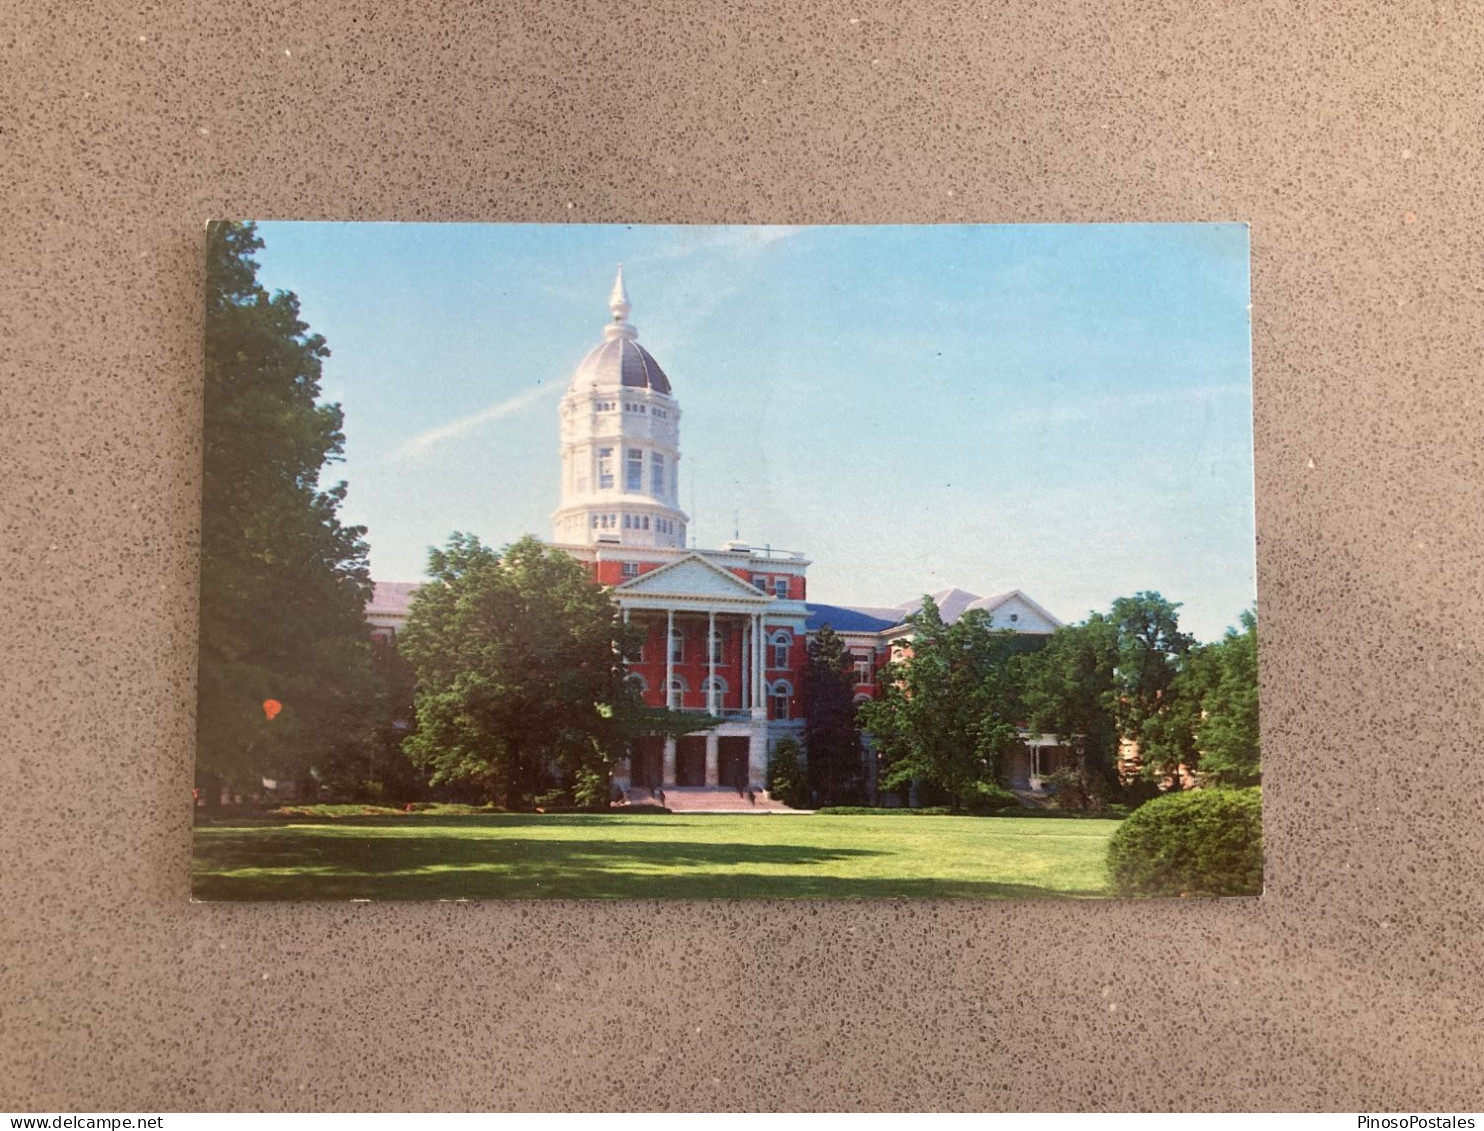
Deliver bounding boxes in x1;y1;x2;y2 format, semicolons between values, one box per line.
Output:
552;268;689;549
569;268;673;394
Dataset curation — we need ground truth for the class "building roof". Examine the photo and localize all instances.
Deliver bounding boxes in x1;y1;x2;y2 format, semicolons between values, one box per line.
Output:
804;603;905;634
807;587;1064;637
368;580;420;617
568;266;673;394
571;336;673;394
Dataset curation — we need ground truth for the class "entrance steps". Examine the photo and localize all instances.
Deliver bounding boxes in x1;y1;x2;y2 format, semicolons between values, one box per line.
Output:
622;786;799;813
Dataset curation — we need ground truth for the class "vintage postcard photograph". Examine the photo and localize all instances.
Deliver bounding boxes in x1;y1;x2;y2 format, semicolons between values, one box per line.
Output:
192;221;1259;901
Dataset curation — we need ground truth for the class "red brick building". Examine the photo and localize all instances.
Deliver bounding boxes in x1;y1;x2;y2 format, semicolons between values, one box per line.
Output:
368;270;1068;798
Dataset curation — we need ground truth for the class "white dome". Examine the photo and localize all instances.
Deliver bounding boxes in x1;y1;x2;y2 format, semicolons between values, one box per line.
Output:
570;336;672;394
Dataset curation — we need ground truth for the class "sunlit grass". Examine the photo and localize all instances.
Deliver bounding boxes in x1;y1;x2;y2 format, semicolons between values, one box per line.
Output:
191;813;1121;901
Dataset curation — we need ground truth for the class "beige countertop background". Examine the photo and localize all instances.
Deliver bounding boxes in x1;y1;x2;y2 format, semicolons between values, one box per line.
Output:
4;0;1482;1112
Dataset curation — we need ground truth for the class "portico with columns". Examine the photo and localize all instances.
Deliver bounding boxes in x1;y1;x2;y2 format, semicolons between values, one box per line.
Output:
607;553;807;793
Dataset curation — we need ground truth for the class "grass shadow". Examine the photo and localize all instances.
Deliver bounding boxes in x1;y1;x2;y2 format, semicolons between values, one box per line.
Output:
191;817;1111;902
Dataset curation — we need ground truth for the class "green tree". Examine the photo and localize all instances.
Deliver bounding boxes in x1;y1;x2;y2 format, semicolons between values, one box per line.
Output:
766;736;809;808
398;533;705;808
858;597;1022;812
1109;592;1196;787
1191;608;1261;785
196;221;377;806
1019;612;1121;799
802;624;863;804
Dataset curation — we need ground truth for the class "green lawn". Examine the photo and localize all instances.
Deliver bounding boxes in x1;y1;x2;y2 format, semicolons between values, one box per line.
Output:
191;813;1121;901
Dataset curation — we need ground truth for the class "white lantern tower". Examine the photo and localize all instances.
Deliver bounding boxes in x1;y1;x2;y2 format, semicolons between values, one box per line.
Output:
551;268;689;548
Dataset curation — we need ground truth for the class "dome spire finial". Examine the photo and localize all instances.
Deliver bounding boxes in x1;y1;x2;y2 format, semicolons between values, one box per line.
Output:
604;265;637;341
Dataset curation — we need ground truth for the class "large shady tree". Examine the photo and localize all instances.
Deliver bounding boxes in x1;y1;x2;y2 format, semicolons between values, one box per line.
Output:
195;221;378;804
398;534;707;808
858;596;1024;812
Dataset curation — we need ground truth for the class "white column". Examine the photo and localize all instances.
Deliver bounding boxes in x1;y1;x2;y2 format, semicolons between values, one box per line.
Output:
753;613;766;719
742;611;753;709
705;732;719;786
665;608;675;709
707;610;717;714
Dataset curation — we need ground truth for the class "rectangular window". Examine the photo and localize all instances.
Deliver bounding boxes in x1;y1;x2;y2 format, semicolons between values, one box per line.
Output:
853;653;872;686
626;448;643;491
774;578;789;598
642;516;650;530
651;453;665;495
621;561;639;578
753;576;768;592
710;629;724;665
597;448;614;490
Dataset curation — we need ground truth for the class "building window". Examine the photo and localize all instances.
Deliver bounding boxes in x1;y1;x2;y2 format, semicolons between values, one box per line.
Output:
597;447;614;490
710;628;724;665
626;448;643;491
651;452;665;495
852;652;872;686
642;516;650;531
670;627;684;663
1009;613;1019;623
668;676;688;706
627;672;648;693
621;561;639;578
752;575;768;592
773;578;788;599
770;631;791;670
702;676;728;703
769;681;792;720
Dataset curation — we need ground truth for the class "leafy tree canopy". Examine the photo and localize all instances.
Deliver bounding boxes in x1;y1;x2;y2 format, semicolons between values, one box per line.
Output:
1190;608;1260;785
1019;611;1121;785
858;596;1023;812
397;534;705;807
802;624;863;804
196;221;377;795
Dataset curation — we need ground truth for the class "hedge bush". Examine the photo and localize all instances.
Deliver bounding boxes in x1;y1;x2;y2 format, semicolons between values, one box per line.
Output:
1107;786;1262;897
961;780;1023;814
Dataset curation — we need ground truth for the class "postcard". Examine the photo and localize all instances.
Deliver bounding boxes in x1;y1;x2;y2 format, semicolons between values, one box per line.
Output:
192;222;1259;900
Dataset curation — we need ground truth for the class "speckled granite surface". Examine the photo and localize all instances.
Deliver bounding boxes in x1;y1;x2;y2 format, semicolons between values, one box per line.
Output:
3;0;1482;1112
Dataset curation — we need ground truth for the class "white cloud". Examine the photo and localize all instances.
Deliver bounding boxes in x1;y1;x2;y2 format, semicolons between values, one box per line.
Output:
389;383;560;462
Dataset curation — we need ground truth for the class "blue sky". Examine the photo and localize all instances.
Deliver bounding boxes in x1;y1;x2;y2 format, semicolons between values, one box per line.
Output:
250;222;1254;642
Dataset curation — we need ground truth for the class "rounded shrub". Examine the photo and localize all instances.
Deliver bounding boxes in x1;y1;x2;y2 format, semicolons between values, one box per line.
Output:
1107;786;1262;898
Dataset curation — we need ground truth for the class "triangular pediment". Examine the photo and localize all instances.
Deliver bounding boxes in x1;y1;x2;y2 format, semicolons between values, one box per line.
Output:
615;553;773;603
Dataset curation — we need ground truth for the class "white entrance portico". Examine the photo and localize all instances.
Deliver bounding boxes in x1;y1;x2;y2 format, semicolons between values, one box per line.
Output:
611;553;782;792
